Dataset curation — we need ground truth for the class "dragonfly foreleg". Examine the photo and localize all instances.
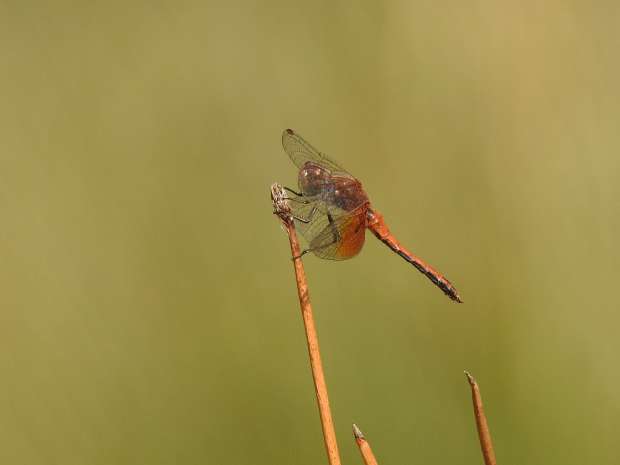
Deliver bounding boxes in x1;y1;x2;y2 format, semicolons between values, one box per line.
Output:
282;186;312;206
283;186;304;197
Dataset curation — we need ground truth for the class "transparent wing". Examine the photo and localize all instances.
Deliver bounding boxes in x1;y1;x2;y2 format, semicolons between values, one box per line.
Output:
289;198;366;261
288;196;333;243
309;206;366;260
282;129;350;174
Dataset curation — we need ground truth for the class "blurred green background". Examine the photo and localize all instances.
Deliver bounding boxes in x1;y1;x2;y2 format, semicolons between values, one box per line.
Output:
1;1;619;464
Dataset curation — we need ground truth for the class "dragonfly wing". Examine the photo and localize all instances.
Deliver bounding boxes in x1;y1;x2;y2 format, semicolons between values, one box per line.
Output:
308;206;367;261
288;197;331;241
282;129;349;174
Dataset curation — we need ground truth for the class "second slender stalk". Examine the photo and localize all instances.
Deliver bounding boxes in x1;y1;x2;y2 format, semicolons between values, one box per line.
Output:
353;424;379;465
465;371;497;465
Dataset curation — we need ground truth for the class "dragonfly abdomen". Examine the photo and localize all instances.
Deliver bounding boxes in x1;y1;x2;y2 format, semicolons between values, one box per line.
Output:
366;209;462;303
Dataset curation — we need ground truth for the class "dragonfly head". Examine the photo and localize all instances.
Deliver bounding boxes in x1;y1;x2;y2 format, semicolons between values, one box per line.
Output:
298;162;331;197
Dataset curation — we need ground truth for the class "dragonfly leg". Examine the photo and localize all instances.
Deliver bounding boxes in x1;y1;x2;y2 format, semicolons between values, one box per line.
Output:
282;186;312;205
294;233;341;259
283;186;304;197
293;248;312;260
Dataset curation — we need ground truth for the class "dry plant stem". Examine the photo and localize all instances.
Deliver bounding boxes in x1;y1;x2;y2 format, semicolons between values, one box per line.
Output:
271;184;342;465
288;224;342;465
353;424;379;465
465;371;497;465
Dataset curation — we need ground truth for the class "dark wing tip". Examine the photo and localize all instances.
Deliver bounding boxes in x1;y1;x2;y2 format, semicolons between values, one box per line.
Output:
285;128;295;135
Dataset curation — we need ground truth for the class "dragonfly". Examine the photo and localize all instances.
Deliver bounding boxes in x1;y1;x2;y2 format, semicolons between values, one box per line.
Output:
281;129;462;302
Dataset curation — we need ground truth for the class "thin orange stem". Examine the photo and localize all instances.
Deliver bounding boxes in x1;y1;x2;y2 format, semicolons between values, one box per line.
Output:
271;184;342;465
465;371;497;465
353;424;379;465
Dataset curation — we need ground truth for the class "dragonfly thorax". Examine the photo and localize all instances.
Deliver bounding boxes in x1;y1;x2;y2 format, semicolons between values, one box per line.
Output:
298;162;369;212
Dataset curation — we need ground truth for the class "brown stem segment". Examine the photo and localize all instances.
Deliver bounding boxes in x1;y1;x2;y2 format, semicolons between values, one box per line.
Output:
271;184;342;465
353;424;379;465
465;371;497;465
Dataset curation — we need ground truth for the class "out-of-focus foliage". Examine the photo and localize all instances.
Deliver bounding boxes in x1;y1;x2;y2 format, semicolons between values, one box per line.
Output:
1;2;618;464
